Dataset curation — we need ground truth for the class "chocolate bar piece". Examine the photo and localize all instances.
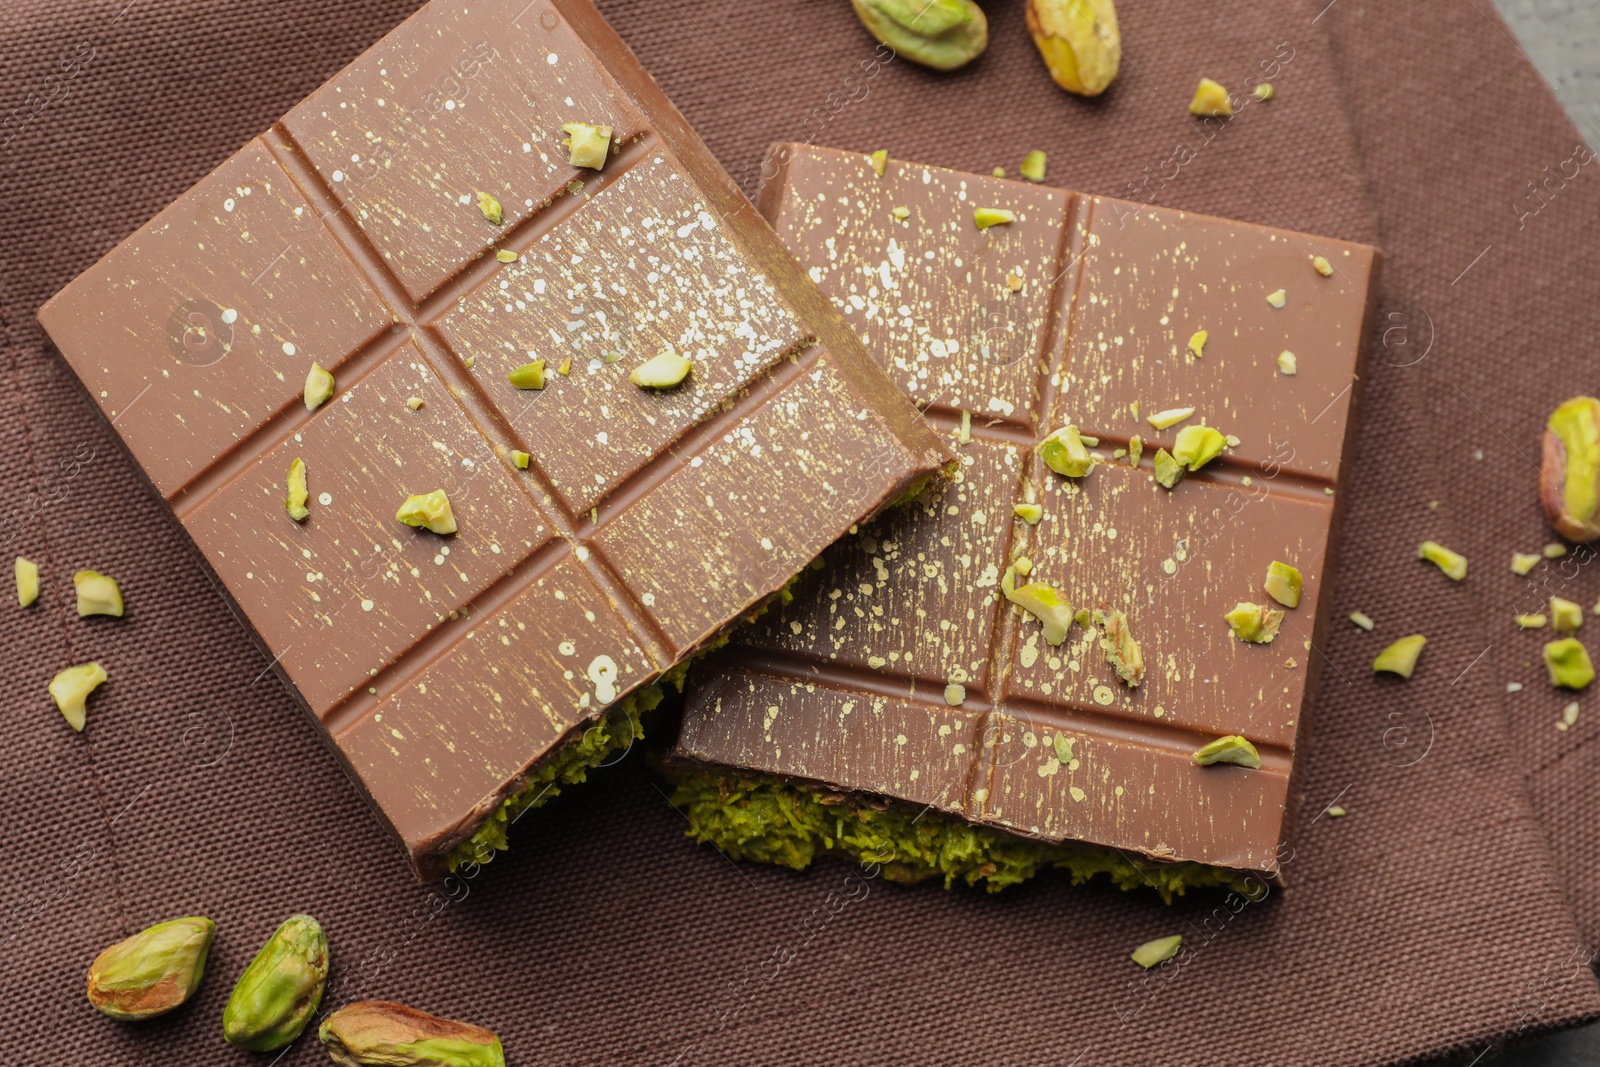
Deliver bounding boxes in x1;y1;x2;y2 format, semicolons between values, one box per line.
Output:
37;10;945;879
668;145;1380;894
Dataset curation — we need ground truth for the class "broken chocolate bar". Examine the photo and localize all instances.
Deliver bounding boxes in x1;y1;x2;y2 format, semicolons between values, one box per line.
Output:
36;10;946;879
667;145;1381;896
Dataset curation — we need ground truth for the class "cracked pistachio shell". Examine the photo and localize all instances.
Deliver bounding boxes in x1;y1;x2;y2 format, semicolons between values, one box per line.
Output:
74;569;124;617
1026;0;1120;96
850;0;987;72
396;490;457;536
87;916;215;1021
1542;396;1600;541
319;1001;505;1067
223;915;329;1051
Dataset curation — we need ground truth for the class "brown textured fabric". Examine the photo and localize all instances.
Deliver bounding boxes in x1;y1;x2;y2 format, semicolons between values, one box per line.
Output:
1;1;1596;1065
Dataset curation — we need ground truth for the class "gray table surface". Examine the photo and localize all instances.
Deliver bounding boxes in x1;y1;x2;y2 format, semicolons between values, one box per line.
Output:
1424;5;1597;1066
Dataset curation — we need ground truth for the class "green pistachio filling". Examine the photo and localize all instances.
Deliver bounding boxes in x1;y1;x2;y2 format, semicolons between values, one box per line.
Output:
663;768;1256;902
1550;397;1600;527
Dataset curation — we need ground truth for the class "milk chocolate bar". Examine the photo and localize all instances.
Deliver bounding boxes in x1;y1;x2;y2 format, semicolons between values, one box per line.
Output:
667;145;1381;895
37;10;946;879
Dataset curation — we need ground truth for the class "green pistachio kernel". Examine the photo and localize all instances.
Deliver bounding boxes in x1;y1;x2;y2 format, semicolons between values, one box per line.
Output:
944;683;966;705
1152;448;1184;489
1013;502;1043;525
1518;614;1549;629
1037;425;1094;478
1266;288;1287;308
50;661;107;732
869;149;888;176
1418;540;1468;581
629;351;693;389
991;166;1006;178
304;363;335;411
1172;425;1226;472
74;569;124;617
892;205;911;221
1225;602;1283;644
1002;562;1072;646
319;1001;505;1067
1193;735;1261;769
1053;734;1075;764
1545;542;1569;559
1349;610;1375;631
1127;435;1143;465
1277;350;1298;376
1253;82;1274;101
1374;634;1427;678
405;396;425;411
495;249;518;263
1020;149;1047;182
560;122;613;170
395;490;457;536
507;360;547;390
476;190;503;225
1552;597;1584;633
1312;255;1334;276
974;207;1015;230
87;916;215;1021
1545;638;1596;689
1511;552;1541;575
15;556;39;607
286;458;310;523
1189;77;1233;117
510;451;531;470
223;915;329;1051
852;0;988;71
1146;405;1195;431
1187;330;1207;358
1131;935;1183;969
1263;561;1302;608
1544;396;1600;539
1093;608;1144;687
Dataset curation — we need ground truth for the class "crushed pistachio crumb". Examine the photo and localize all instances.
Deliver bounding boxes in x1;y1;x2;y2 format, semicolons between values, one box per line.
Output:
1187;330;1207;358
1013;502;1043;525
1266;289;1288;309
1544;542;1569;559
1517;614;1549;629
958;409;972;446
1277;351;1298;376
1328;805;1347;818
1551;597;1584;633
974;207;1016;230
1545;638;1595;689
1312;255;1334;276
991;166;1006;178
1374;634;1427;678
495;249;518;263
303;363;334;411
944;683;966;705
1132;935;1184;969
508;360;548;390
463;356;477;369
1562;701;1581;729
630;351;693;389
15;556;39;607
395;490;457;536
1418;540;1468;581
1189;77;1233;117
405;396;424;411
1225;602;1283;644
869;149;887;176
892;205;911;221
1005;271;1024;292
1020;149;1047;182
475;190;503;225
511;450;531;470
1094;608;1145;687
1511;552;1541;575
1146;406;1195;431
74;570;124;618
1254;82;1274;101
1128;436;1143;465
1263;561;1302;608
1193;735;1261;768
49;662;107;732
1153;448;1184;489
286;458;310;523
1350;611;1375;631
561;121;613;169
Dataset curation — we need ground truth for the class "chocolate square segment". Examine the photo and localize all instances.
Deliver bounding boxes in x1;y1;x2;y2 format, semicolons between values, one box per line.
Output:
677;145;1381;879
38;7;945;878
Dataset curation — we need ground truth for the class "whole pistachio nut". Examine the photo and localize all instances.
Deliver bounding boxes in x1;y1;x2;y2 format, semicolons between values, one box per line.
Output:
850;0;987;72
1026;0;1120;96
319;1000;505;1067
87;916;215;1021
223;914;329;1051
1541;396;1600;541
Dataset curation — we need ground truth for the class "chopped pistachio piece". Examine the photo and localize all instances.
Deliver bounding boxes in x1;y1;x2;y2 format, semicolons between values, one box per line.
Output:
1544;542;1568;559
1152;448;1184;489
1517;614;1549;629
1511;552;1541;575
1350;611;1375;631
495;249;518;263
74;570;124;617
1263;561;1302;608
1193;734;1261;768
1004;271;1024;292
475;190;503;225
1172;425;1226;472
630;351;693;389
1277;350;1298;376
1253;82;1274;101
1225;602;1283;644
1013;502;1043;525
891;205;911;221
1189;77;1233;117
463;355;476;369
558;358;573;376
1146;406;1195;430
957;409;972;446
1545;638;1596;689
405;396;424;411
944;683;966;705
303;363;335;411
869;149;888;176
1187;330;1207;358
1328;805;1347;817
1054;734;1075;764
561;121;613;169
1266;288;1287;309
1093;608;1144;687
1418;540;1468;581
1131;935;1183;970
1037;425;1095;478
1312;254;1334;277
1374;634;1427;678
1128;435;1143;465
1002;563;1072;646
510;450;531;470
1563;701;1581;728
50;662;107;731
974;207;1015;230
395;490;457;536
991;166;1006;178
15;556;39;607
1552;597;1584;633
1020;149;1047;182
286;458;310;523
507;360;548;390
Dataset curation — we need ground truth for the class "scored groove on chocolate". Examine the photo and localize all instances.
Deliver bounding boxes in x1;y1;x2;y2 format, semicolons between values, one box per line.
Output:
36;3;946;877
675;145;1382;876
